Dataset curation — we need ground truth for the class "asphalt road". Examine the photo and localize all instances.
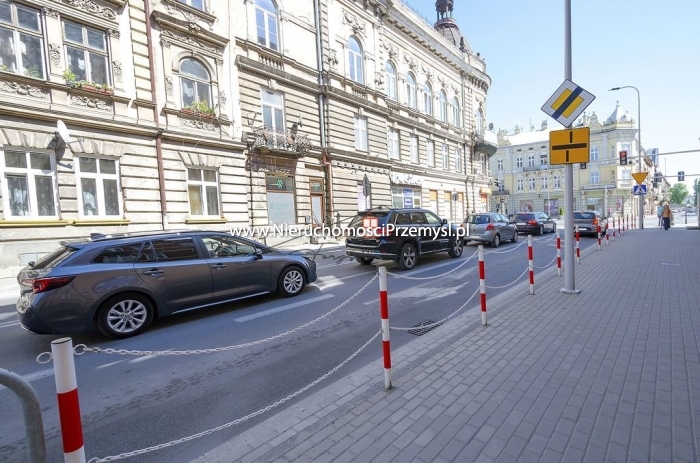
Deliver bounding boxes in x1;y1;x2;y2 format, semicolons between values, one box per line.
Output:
0;232;599;462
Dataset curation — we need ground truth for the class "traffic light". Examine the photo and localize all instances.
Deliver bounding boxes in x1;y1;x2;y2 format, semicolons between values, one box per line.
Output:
678;171;685;181
619;150;628;165
653;172;662;188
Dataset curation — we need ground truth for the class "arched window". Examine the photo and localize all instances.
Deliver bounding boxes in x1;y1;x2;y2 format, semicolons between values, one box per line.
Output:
438;90;447;122
452;97;461;127
406;73;416;109
476;108;485;134
180;58;212;110
348;37;363;84
178;0;204;10
423;83;432;116
255;0;279;51
385;61;396;100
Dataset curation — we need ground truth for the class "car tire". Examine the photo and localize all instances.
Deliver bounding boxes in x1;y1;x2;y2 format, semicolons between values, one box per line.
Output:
511;231;519;243
538;225;544;236
448;238;463;258
97;292;154;339
356;257;375;265
397;242;418;270
278;266;305;297
490;234;501;248
551;223;557;234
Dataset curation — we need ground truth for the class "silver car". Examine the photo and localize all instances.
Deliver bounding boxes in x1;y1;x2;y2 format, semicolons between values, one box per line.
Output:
16;230;317;338
461;213;518;248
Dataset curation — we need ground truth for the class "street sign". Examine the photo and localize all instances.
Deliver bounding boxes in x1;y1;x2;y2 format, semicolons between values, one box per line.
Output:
631;172;648;185
541;79;596;127
549;127;590;164
633;184;647;195
679;171;685;181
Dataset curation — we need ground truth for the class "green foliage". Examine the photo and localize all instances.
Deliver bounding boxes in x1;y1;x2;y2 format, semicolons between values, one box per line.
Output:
185;100;215;116
693;179;700;205
62;68;76;82
24;67;42;78
670;183;689;205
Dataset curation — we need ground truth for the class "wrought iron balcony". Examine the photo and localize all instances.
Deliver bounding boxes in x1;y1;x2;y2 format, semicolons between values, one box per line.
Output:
251;126;312;155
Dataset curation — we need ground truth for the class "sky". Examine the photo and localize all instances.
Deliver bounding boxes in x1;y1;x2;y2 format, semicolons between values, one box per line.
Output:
410;0;700;196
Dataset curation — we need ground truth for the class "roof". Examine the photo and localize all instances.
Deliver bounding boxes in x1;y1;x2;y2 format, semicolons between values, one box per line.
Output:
500;127;557;147
605;101;633;124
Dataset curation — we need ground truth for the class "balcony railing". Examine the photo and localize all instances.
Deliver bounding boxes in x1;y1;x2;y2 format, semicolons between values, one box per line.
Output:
252;126;312;155
492;190;509;196
582;183;616;190
522;165;549;172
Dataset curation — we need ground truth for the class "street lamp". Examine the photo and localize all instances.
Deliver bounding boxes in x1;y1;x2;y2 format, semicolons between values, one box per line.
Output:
609;86;643;229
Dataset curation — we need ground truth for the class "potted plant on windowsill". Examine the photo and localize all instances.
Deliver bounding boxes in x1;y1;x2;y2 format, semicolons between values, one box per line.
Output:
181;101;216;119
23;67;42;79
63;69;80;88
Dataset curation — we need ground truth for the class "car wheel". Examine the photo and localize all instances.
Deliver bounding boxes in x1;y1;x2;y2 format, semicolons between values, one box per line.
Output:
551;223;557;234
97;293;154;339
278;266;305;297
538;225;544;236
511;231;519;243
397;242;418;270
490;234;501;248
356;257;375;265
448;238;463;258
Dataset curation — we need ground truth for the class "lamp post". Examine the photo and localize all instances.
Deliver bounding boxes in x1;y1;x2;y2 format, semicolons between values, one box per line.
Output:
609;86;643;229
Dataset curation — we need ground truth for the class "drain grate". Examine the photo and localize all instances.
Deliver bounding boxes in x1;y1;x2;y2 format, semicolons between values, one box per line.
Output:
407;320;441;336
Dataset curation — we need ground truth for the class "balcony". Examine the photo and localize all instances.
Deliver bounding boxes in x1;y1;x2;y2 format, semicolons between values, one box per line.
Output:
251;126;312;155
492;190;510;196
474;128;498;156
582;183;616;191
523;165;549;173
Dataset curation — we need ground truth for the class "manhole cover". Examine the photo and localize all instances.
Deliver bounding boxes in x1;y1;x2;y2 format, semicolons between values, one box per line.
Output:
407;320;441;336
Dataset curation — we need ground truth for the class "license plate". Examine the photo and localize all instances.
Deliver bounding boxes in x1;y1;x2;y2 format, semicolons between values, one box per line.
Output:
516;222;526;226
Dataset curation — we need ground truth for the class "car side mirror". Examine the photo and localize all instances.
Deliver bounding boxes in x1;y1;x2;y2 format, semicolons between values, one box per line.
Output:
254;248;263;258
441;218;448;225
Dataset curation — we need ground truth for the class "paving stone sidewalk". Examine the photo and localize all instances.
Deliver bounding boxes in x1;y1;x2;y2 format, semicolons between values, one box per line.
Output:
195;227;700;463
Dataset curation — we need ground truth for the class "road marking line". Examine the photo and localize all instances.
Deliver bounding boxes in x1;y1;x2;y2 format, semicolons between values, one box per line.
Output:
0;320;18;329
0;368;54;391
234;294;335;322
96;360;127;369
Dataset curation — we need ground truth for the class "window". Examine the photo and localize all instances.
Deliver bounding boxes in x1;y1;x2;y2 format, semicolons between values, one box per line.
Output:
2;150;56;218
497;180;505;192
255;0;278;51
410;134;418;163
554;175;561;189
590;146;599;161
475;108;485;134
527;154;535;167
497;159;503;171
94;243;142;264
590;170;600;184
348;36;363;84
261;89;284;131
427;140;434;166
266;175;296;224
540;154;548;166
139;238;199;262
178;0;204;10
354;116;367;150
528;177;536;190
77;157;120;217
391;187;421;208
423;83;433;115
441;144;448;168
388;129;399;159
516;157;523;168
541;175;548;189
180;58;212;110
517;178;524;191
406;72;416;109
385;61;396;100
202;235;256;258
0;2;45;79
438;90;447;122
187;168;220;216
452;97;461;127
455;148;462;172
64;21;109;85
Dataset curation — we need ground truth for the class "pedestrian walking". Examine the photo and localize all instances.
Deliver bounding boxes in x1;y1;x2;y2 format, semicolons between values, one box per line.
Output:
657;203;664;228
661;204;672;230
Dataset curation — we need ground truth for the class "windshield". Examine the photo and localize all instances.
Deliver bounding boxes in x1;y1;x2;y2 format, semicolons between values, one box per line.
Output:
574;212;596;220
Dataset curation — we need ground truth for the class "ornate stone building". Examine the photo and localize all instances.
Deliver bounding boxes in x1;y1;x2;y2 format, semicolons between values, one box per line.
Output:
0;0;496;269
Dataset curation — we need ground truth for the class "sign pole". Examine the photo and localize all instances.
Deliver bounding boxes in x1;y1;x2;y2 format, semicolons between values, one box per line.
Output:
561;0;579;294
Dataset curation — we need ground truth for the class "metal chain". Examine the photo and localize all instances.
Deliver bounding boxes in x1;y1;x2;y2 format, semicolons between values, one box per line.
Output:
533;252;558;269
82;274;378;357
485;266;529;289
386;249;478;280
87;330;382;462
390;286;480;331
487;238;528;254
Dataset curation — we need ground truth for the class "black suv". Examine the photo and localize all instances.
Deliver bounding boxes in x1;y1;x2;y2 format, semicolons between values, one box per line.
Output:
345;207;464;270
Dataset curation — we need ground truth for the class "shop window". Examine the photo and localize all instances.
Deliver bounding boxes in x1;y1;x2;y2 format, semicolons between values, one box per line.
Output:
255;0;278;51
1;150;57;218
309;178;324;224
63;20;109;85
180;58;212;111
266;175;296;224
391;187;420;209
348;36;363;84
77;157;120;217
187;167;220;216
0;2;45;79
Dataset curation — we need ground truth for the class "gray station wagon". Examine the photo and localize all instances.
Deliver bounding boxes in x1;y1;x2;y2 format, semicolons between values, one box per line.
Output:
16;230;317;338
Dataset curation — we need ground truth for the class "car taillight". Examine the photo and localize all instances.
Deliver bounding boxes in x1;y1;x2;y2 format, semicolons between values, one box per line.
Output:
527;220;538;226
486;224;495;230
593;218;598;225
32;276;75;294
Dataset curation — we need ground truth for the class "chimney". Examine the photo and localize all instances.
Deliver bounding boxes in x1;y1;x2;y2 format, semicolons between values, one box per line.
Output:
513;125;521;135
541;119;548;130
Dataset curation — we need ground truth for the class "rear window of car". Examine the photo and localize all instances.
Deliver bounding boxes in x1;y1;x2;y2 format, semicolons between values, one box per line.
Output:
465;215;490;224
29;246;79;270
574;212;595;219
348;211;391;228
515;213;535;220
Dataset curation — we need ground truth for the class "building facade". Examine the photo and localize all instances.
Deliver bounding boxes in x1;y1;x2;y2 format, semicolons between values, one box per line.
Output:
490;102;659;218
0;0;496;270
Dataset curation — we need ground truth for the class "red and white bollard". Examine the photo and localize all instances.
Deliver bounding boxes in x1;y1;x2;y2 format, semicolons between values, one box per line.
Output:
597;225;602;250
378;267;392;390
556;229;562;276
618;216;622;235
606;221;610;245
51;338;85;463
478;245;487;326
612;218;616;240
575;225;581;264
528;235;534;295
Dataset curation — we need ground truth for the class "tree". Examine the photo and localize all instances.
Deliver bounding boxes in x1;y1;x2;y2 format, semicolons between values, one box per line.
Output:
693;179;700;205
670;183;689;205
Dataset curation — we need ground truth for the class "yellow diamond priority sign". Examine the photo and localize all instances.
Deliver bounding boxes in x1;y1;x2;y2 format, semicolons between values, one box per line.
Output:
542;80;596;127
632;172;648;184
549;127;590;164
